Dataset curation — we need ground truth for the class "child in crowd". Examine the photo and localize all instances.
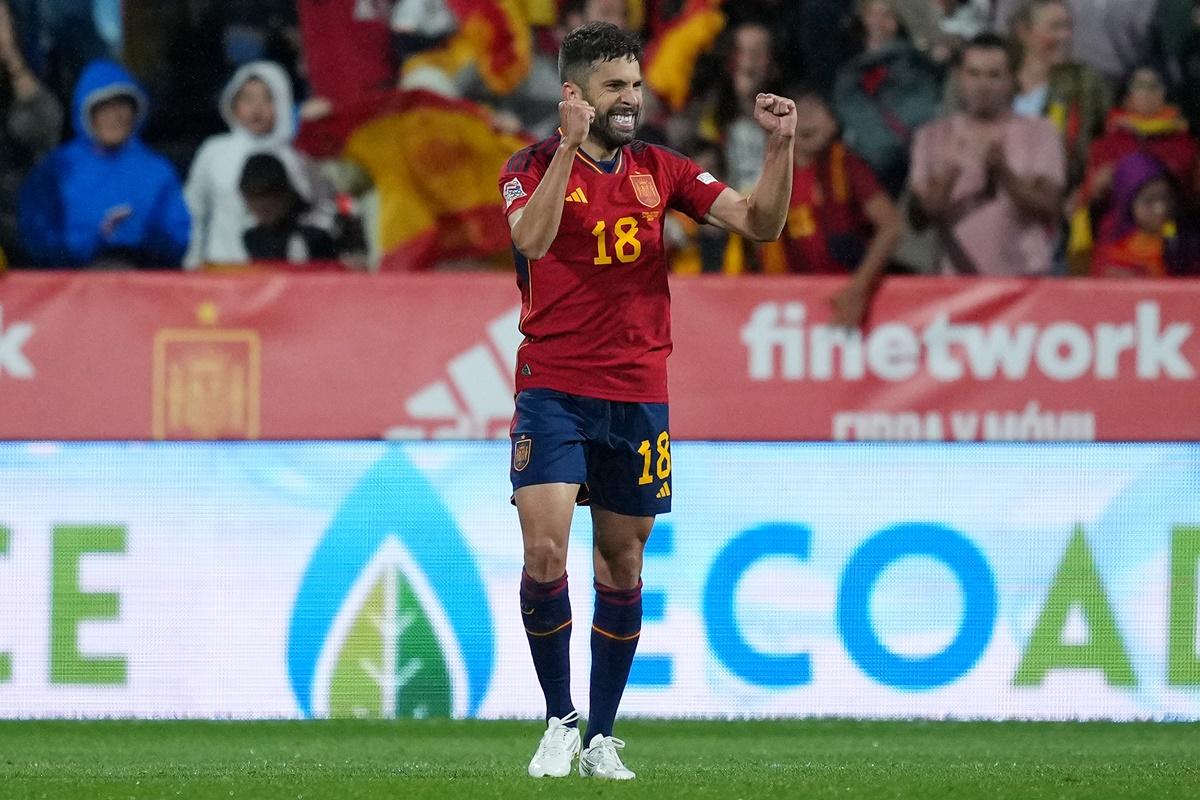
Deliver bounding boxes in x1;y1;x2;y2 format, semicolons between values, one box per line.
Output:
1091;152;1199;277
1081;66;1198;217
239;153;338;264
1073;66;1199;271
184;61;330;267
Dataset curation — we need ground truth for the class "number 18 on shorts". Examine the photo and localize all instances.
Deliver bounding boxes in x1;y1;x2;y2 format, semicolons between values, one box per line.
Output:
510;388;672;518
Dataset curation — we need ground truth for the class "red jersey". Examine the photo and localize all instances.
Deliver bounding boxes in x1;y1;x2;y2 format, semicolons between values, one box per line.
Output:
499;134;728;403
782;143;883;274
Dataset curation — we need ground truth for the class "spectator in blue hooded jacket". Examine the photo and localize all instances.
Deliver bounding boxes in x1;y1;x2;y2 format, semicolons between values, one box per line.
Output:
18;59;190;268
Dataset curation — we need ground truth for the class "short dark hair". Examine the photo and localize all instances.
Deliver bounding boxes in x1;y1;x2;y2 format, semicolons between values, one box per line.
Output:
558;22;642;85
958;32;1019;74
239;153;295;198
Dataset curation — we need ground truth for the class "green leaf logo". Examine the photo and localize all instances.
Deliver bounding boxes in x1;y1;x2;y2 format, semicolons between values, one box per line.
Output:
311;537;468;718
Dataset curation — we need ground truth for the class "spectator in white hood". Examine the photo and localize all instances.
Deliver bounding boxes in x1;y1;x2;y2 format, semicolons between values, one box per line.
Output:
183;60;330;268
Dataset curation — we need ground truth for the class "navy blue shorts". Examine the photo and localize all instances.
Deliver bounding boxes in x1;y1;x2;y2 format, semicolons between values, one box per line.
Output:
510;388;672;517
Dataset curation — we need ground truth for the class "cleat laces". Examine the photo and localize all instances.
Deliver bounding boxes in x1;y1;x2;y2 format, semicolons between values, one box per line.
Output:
537;710;580;760
583;735;634;777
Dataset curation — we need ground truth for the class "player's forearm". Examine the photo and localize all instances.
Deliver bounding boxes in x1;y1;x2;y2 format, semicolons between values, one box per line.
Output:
744;134;794;241
511;143;578;259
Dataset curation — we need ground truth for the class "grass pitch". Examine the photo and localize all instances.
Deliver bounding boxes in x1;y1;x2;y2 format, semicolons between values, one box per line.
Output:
1;719;1197;799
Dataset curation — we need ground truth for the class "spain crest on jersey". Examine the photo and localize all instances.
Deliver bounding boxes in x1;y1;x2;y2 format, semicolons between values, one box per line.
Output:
629;173;661;208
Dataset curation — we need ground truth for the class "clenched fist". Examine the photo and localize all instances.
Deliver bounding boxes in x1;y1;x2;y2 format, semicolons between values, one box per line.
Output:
753;93;797;139
559;99;596;148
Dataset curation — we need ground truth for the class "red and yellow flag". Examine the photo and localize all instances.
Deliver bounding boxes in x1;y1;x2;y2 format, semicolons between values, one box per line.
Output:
445;0;533;95
644;0;726;112
339;90;531;271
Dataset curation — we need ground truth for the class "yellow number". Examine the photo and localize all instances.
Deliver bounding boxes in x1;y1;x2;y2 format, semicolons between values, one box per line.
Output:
591;216;642;265
637;432;671;486
613;217;642;263
592;220;613;265
637;439;654;485
655;431;671;479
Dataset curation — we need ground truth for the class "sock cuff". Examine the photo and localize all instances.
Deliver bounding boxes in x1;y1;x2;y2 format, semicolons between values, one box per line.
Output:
594;580;642;606
522;569;568;601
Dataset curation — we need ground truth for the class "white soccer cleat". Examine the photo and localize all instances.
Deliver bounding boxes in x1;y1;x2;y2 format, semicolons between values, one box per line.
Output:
578;733;636;780
527;711;581;778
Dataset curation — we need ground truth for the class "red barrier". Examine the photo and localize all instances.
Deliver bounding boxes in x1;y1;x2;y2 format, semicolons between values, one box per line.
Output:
0;273;1195;441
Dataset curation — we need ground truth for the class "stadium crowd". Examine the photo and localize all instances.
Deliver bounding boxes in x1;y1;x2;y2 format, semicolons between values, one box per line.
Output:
1;0;1198;315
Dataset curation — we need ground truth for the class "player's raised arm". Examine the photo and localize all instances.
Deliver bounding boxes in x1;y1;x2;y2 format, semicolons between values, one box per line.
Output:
703;93;797;242
508;96;595;259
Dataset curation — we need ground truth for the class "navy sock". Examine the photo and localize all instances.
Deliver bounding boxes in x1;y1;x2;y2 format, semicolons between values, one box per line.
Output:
584;580;642;743
520;569;575;723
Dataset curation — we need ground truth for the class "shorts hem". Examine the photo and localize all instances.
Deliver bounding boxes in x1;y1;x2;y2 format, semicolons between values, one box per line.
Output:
588;496;670;519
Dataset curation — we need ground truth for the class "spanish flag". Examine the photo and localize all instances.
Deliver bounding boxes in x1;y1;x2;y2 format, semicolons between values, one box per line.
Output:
644;0;726;112
445;0;533;95
334;90;530;271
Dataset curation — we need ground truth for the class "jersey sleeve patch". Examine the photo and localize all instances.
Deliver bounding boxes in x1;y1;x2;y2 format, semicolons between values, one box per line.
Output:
662;148;729;222
502;178;526;209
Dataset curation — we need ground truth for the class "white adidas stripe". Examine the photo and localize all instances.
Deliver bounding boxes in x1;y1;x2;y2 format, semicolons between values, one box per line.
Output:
386;307;522;440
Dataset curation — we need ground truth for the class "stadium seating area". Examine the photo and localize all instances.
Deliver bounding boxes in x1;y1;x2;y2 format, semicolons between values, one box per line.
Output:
1;0;1197;287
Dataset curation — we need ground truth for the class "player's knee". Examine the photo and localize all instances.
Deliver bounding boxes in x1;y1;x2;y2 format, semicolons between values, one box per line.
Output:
523;538;568;581
601;548;644;589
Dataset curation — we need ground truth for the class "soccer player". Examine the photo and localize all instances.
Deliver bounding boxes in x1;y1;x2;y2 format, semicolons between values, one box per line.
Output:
499;22;795;780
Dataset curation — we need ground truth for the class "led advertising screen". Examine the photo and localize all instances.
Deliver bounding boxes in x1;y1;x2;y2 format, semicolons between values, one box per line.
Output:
0;442;1196;720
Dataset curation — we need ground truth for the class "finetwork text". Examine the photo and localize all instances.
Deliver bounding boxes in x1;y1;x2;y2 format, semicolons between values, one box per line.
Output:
741;301;1194;383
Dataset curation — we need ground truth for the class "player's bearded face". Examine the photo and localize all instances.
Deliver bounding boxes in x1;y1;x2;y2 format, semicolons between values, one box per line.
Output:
588;96;640;149
582;58;643;149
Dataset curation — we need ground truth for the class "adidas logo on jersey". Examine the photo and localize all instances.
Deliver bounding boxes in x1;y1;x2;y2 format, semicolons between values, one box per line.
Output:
656;481;671;499
384;306;522;440
564;187;588;203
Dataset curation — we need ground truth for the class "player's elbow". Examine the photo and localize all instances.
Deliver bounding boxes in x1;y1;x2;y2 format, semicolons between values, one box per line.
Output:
513;238;551;260
747;219;785;243
742;204;786;242
511;222;552;260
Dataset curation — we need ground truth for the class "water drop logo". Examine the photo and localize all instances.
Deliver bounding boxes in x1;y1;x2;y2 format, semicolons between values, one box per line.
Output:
287;449;493;718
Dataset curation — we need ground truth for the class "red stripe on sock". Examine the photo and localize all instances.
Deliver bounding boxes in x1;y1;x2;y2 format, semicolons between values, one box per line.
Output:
522;569;568;600
594;580;642;605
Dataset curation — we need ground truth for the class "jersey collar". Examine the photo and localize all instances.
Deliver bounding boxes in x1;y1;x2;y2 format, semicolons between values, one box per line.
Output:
557;129;625;174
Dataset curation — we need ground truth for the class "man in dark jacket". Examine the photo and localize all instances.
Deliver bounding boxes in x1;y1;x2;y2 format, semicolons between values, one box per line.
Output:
834;0;944;196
